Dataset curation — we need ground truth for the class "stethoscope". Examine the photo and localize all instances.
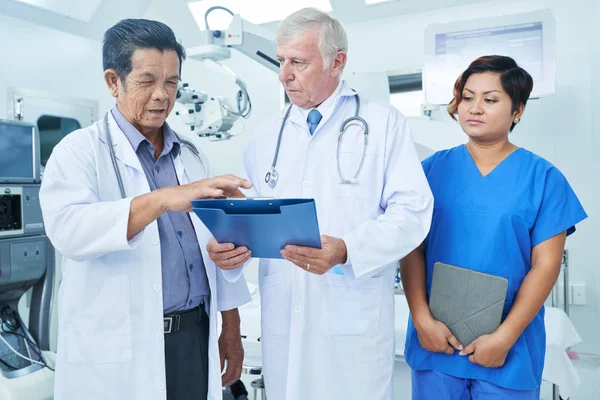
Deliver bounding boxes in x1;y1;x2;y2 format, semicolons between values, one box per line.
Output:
104;113;208;199
265;92;369;189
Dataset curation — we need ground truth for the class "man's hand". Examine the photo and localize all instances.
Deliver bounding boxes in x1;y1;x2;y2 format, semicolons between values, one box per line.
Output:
280;235;347;275
219;309;244;387
413;313;463;355
159;175;252;213
207;239;251;270
459;331;513;368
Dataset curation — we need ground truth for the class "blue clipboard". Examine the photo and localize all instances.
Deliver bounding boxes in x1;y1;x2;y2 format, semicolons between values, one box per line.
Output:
191;198;322;259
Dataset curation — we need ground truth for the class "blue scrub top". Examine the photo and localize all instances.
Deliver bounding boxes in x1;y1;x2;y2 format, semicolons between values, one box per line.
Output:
404;144;587;391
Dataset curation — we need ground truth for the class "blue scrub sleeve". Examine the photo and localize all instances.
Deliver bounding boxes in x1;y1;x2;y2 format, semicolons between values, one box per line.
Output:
530;167;587;247
421;152;439;176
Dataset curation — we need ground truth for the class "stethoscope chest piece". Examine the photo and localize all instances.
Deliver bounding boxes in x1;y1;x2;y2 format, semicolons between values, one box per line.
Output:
265;167;278;189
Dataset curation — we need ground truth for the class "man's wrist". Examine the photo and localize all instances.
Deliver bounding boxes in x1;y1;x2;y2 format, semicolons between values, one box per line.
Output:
151;188;170;214
221;308;241;333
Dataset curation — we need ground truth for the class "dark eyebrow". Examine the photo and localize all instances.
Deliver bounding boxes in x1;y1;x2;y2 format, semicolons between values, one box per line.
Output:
463;88;501;95
137;72;180;82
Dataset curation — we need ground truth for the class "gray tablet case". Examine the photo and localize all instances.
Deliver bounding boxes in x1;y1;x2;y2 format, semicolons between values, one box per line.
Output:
429;262;508;346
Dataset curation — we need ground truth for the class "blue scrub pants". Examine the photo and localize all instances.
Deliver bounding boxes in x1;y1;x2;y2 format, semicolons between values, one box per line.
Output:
412;370;540;400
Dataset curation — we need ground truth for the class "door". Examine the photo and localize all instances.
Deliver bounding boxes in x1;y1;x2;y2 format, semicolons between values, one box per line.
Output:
9;88;98;167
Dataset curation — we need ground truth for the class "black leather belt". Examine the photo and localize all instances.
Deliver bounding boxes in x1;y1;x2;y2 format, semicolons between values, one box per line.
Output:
163;305;205;334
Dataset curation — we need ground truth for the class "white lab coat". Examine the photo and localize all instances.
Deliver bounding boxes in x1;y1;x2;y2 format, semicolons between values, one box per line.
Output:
39;112;251;400
230;81;433;400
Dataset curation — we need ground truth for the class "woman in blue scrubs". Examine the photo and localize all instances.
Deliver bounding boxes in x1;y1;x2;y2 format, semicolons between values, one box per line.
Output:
401;55;587;399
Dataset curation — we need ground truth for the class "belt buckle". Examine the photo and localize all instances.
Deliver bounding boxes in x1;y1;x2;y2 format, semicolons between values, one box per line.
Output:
164;314;181;334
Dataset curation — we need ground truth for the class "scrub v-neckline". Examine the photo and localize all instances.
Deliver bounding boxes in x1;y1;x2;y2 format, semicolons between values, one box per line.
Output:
462;144;522;179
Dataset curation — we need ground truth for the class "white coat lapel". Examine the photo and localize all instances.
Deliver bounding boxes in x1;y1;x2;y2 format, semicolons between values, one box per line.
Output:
176;145;209;184
173;149;187;187
98;112;144;173
288;105;308;130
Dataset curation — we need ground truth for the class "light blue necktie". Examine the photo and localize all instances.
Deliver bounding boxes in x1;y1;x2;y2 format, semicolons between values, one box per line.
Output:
307;109;322;135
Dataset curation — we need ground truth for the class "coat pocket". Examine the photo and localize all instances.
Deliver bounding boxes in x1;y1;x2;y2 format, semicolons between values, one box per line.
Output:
66;275;133;363
320;273;382;337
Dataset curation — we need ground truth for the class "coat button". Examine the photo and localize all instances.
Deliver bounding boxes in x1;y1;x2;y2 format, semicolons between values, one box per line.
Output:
152;237;159;245
156;333;163;340
309;142;316;149
294;306;302;313
302;180;309;188
157;382;165;391
154;284;161;292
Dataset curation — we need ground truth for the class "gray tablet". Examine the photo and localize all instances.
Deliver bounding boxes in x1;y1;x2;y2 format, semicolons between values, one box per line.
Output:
429;262;508;346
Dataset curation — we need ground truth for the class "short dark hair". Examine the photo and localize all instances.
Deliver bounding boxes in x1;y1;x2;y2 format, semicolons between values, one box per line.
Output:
102;19;186;85
447;55;533;132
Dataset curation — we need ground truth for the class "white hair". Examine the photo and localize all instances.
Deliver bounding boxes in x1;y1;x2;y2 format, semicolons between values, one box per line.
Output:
276;7;348;70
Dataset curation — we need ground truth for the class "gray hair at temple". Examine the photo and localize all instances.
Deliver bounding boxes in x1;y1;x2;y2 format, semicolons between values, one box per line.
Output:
276;8;348;71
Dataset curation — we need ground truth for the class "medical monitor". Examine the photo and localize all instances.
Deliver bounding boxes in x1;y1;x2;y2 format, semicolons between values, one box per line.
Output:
423;9;556;104
0;120;40;183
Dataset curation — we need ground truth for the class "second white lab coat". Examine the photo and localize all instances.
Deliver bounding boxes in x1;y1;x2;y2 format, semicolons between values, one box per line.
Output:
39;112;250;400
232;81;434;400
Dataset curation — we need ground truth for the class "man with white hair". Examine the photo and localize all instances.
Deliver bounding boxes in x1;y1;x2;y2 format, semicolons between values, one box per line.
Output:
208;7;433;400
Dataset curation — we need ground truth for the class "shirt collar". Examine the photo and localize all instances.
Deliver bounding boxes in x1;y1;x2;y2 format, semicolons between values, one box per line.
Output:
298;80;344;122
291;80;357;134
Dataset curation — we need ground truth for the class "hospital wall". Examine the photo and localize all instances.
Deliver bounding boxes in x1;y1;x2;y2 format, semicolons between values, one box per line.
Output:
0;13;114;121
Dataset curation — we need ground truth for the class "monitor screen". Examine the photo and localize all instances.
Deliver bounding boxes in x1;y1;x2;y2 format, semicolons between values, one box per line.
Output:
0;122;36;182
424;10;556;104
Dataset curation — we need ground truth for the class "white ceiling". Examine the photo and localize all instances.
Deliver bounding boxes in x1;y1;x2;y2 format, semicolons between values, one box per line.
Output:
13;0;104;23
0;0;491;42
0;0;153;40
188;0;333;28
329;0;490;25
